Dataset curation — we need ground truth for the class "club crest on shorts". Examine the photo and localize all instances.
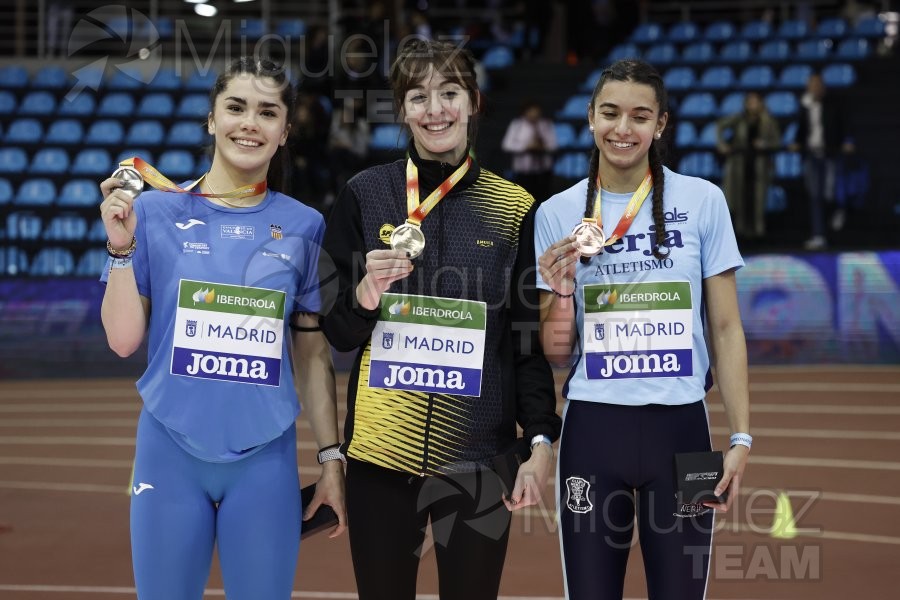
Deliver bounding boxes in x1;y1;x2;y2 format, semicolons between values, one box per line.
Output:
565;476;593;513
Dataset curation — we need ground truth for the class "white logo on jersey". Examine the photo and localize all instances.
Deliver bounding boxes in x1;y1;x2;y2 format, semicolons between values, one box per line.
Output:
176;219;206;230
132;482;155;495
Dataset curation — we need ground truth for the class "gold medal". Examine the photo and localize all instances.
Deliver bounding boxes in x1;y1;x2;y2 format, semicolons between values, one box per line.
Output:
111;166;144;199
390;220;426;259
571;220;606;257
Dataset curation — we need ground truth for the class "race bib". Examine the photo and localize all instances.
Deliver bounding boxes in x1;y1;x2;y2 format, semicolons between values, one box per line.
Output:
582;281;693;380
368;293;487;396
171;279;285;386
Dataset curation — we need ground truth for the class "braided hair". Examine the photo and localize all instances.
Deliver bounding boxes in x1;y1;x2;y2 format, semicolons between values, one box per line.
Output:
583;59;670;261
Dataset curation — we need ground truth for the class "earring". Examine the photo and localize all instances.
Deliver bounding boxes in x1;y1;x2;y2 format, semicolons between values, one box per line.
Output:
655;132;662;139
589;125;595;132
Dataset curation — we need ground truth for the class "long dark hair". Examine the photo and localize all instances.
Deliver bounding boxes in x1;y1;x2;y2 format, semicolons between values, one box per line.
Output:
585;59;669;260
208;57;296;192
389;38;482;148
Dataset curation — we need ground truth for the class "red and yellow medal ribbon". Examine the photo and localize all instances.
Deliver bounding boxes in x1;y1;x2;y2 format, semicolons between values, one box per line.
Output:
119;157;267;199
586;169;653;247
404;157;472;226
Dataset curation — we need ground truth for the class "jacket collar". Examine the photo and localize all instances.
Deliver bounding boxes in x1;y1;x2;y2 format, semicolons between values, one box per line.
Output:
407;141;480;198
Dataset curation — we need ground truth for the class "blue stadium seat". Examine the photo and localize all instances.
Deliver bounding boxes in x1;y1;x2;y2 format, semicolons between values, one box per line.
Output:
556;95;591;120
31;65;70;90
698;66;734;90
554;122;577;149
765;91;799;117
782;121;798;145
29;247;75;276
718;92;745;117
185;70;218;91
166;121;209;147
816;17;848;39
738;65;775;89
777;20;809;40
606;43;641;62
14;179;56;206
43;214;88;241
675;122;697;148
482;46;515;69
774;151;802;178
703;21;735;42
6;211;42;239
644;43;677;66
667;22;698;44
0;90;16;113
663;66;696;91
196;154;212;175
116;149;153;165
5;119;44;144
76;248;109;276
0;178;12;205
0;148;28;174
87;218;107;241
580;68;604;92
681;42;714;64
58;179;102;207
822;63;856;87
1;246;29;275
157;150;196;179
778;64;813;89
276;18;306;38
695;122;718;149
553;152;589;179
678;152;720;178
629;23;662;45
18;91;57;116
29;148;70;175
177;94;210;119
836;38;871;60
71;148;113;177
369;124;406;150
237;18;267;40
796;40;831;61
0;65;28;89
766;185;787;212
149;67;182;91
126;120;166;146
854;16;885;38
575;125;594;149
679;93;717;118
97;92;136;117
57;93;96;117
719;41;752;63
136;92;175;118
758;40;791;62
107;68;144;90
85;120;124;145
44;119;85;145
740;20;771;41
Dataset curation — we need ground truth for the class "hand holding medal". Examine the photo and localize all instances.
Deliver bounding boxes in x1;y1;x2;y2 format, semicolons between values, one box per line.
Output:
538;236;579;298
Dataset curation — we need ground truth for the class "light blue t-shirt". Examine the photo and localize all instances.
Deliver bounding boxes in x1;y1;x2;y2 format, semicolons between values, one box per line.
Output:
103;188;324;460
535;166;743;406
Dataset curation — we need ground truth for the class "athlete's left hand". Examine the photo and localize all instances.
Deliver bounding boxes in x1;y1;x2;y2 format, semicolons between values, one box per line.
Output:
703;444;750;512
503;443;553;511
305;461;347;537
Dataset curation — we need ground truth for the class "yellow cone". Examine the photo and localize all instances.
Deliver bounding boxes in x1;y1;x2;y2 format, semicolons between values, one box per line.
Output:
770;492;798;538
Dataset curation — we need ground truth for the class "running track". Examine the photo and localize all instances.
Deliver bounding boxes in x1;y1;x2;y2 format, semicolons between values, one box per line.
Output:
1;366;898;599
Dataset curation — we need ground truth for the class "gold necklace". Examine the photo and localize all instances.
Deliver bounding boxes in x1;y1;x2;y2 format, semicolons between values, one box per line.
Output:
204;174;261;208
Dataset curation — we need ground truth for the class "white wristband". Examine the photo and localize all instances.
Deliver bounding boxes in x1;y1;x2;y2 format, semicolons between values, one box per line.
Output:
110;256;133;269
730;432;752;449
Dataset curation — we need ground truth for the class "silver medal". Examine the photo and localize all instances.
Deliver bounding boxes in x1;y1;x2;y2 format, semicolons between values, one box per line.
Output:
111;166;144;199
390;222;426;259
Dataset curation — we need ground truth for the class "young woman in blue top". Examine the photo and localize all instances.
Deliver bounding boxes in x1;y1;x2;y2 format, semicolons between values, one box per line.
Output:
98;57;346;600
534;59;751;599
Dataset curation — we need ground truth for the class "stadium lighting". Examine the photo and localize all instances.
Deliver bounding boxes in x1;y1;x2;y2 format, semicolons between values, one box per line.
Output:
195;4;218;16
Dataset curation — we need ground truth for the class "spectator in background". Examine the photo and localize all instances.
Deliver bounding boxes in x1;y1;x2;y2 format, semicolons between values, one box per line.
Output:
716;91;781;240
502;101;558;203
328;95;370;195
791;72;854;250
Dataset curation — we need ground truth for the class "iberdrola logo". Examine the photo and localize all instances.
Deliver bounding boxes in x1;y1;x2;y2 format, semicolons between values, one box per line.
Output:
596;289;619;307
388;300;411;316
192;288;216;304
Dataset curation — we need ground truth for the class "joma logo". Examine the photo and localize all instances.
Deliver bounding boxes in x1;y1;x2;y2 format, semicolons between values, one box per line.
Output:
185;353;269;379
599;352;681;377
383;365;465;390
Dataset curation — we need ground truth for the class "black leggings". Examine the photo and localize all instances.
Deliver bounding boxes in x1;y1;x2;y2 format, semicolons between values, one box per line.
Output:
346;458;511;600
558;400;715;600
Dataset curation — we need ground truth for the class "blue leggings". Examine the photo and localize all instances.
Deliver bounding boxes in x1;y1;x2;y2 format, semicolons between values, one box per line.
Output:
558;400;715;600
130;409;301;600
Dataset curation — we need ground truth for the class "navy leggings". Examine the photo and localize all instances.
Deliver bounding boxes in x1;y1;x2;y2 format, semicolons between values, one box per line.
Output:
558;400;715;600
130;409;301;600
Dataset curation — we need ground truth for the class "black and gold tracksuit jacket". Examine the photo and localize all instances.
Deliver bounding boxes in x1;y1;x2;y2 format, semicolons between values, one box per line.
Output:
321;144;561;476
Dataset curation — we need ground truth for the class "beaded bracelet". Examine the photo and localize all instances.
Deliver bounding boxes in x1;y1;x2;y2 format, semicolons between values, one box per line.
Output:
107;236;137;258
551;277;576;298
